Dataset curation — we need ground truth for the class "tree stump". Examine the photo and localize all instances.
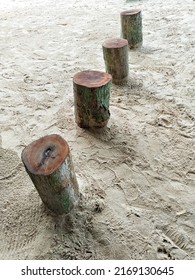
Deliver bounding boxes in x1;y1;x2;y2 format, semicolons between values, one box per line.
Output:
21;134;79;215
120;9;143;49
102;38;129;85
73;70;112;128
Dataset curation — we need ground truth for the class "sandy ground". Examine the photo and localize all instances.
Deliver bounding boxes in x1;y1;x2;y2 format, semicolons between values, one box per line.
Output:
0;0;195;260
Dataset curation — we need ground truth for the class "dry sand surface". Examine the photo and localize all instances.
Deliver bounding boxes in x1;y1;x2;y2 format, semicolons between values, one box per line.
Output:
0;0;195;260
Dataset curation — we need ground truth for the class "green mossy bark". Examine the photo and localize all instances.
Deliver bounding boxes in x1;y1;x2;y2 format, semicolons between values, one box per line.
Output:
103;45;129;85
121;12;143;49
74;81;111;128
25;154;79;215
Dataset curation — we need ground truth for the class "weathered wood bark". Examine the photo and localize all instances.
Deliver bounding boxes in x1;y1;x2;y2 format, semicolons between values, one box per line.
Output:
21;134;79;215
102;38;129;85
120;9;143;49
73;70;112;128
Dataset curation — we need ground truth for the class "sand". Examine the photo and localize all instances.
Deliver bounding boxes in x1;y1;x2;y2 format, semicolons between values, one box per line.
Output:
0;0;195;260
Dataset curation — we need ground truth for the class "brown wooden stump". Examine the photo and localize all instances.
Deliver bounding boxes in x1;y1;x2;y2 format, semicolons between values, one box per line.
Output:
120;9;143;49
21;134;79;215
73;70;112;128
102;38;129;85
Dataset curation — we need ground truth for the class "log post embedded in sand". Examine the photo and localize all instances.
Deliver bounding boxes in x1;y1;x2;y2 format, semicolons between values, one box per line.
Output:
102;38;129;85
120;9;143;49
21;134;79;215
73;70;112;128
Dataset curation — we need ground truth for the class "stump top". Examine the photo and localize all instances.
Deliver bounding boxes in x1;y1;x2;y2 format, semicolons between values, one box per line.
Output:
21;134;69;175
121;9;141;16
73;70;112;88
102;38;128;49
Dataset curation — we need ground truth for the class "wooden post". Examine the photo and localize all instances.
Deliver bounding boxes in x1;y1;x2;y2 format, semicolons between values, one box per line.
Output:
120;9;143;49
21;134;79;215
102;38;129;85
73;70;112;128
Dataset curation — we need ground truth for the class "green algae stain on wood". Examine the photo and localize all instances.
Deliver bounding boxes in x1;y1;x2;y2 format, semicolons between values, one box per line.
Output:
102;38;129;85
121;10;143;49
21;134;79;215
73;70;112;128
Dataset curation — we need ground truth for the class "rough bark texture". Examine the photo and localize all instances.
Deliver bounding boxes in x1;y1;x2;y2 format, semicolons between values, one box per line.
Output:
102;38;129;85
121;9;143;49
21;134;79;215
73;70;112;128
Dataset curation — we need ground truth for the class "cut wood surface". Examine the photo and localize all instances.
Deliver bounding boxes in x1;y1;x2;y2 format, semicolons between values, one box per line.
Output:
102;38;129;85
21;134;79;215
73;70;112;128
120;9;143;49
